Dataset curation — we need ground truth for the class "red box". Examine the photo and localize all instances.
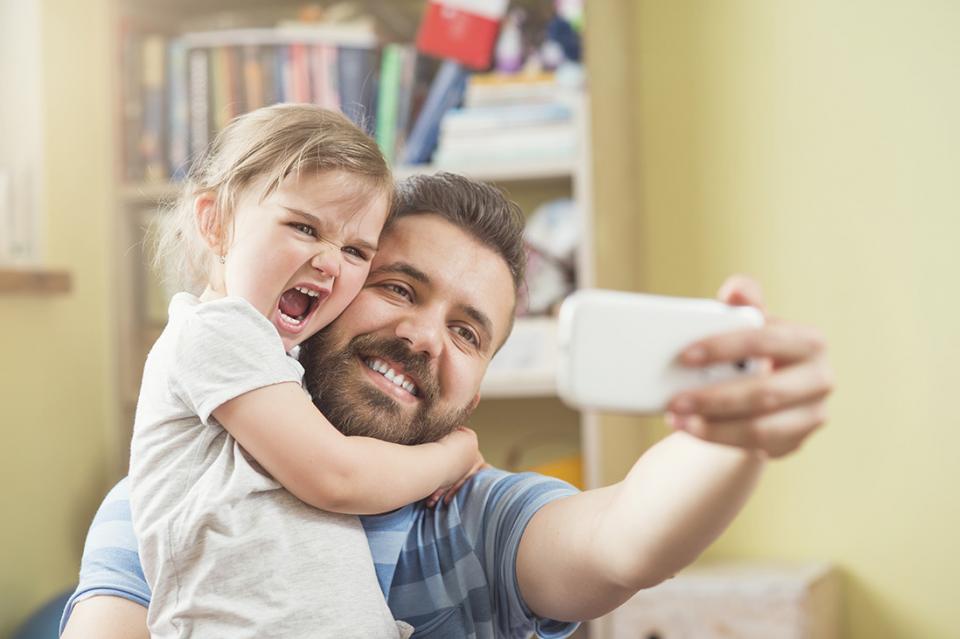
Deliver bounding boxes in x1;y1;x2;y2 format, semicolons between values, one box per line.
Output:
416;1;506;70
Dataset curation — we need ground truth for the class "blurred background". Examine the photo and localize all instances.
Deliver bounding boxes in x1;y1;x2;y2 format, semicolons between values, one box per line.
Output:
1;0;958;637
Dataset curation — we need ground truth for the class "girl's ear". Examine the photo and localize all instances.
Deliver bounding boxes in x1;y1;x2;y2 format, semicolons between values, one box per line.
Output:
194;193;223;253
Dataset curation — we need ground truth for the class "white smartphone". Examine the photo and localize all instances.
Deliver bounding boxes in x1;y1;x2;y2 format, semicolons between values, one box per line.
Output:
556;289;765;414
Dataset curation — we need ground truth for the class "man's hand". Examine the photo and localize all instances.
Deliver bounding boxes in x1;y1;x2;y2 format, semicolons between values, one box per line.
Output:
666;275;834;458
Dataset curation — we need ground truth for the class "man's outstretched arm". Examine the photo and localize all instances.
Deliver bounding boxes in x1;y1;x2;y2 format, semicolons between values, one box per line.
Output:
517;276;832;621
517;433;764;621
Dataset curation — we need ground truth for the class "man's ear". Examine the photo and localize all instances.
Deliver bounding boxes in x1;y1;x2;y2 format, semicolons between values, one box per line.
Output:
194;193;224;253
468;393;481;413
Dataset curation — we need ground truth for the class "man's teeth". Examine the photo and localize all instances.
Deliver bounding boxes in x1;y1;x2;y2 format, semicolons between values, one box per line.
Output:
295;286;321;298
365;358;418;396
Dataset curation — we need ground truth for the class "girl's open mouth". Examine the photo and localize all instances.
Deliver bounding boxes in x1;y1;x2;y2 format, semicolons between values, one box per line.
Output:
276;285;327;331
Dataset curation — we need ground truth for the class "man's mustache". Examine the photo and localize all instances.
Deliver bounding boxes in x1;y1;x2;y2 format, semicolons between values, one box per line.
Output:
346;334;439;403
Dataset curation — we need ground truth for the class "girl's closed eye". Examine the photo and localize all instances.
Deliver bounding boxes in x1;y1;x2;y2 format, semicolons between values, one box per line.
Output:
342;246;370;261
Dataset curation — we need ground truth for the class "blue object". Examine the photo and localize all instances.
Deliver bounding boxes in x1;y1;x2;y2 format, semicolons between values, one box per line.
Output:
12;588;73;639
546;16;581;62
401;60;470;164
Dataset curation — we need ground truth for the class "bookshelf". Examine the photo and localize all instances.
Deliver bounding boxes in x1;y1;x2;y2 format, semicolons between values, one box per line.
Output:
111;1;602;495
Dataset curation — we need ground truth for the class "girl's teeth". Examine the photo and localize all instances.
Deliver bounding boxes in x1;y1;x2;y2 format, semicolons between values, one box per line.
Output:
279;311;302;325
295;286;320;298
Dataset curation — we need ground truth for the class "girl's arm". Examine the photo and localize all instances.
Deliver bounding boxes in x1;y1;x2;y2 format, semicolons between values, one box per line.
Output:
213;382;478;514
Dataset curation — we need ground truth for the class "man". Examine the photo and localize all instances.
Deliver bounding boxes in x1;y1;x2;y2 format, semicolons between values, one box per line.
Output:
61;173;832;638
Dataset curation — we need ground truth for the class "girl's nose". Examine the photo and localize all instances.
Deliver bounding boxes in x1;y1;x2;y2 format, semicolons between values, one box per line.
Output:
311;246;341;278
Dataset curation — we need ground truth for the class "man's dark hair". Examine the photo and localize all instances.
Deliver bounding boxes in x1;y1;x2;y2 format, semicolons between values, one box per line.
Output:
391;172;526;292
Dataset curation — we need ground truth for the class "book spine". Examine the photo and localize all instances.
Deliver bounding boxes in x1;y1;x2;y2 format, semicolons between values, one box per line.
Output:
210;46;230;132
337;46;379;133
259;45;279;106
167;38;189;180
243;44;265;111
291;43;312;103
392;46;418;161
187;48;210;160
278;45;293;104
140;34;167;182
225;46;244;119
402;59;470;165
376;44;402;164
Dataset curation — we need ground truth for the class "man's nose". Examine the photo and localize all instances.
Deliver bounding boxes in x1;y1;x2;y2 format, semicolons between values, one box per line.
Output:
311;245;341;279
395;313;443;360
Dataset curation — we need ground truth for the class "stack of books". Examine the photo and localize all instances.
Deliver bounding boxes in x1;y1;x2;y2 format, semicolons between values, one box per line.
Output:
124;24;394;184
431;72;579;169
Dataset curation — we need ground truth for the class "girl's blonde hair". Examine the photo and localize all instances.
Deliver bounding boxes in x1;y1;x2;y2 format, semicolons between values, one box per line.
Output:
153;104;392;294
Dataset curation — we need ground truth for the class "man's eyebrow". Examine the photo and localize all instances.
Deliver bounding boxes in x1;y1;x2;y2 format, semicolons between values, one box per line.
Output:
285;206;378;252
369;261;429;283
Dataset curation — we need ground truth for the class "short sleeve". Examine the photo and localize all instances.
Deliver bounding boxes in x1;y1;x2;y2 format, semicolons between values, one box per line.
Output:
60;478;149;635
459;469;580;638
170;296;304;424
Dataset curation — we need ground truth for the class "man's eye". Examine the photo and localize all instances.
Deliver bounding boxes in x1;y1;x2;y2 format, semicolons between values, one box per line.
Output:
383;283;412;300
453;325;479;346
290;223;316;237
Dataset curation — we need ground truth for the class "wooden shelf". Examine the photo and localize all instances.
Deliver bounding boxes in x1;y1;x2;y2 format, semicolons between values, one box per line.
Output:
481;316;559;399
0;268;72;295
394;159;575;183
119;158;576;206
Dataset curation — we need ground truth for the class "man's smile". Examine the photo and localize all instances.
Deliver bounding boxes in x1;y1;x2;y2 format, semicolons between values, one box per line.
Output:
359;355;421;405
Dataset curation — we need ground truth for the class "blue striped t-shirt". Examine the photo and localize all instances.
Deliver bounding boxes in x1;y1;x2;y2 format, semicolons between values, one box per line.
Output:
61;468;580;638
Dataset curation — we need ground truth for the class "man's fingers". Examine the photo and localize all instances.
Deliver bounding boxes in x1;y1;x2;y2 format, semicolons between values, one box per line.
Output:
668;401;828;458
681;321;827;368
669;357;835;420
717;274;766;313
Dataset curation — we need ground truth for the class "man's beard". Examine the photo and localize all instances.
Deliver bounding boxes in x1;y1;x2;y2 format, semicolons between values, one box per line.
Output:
300;330;474;445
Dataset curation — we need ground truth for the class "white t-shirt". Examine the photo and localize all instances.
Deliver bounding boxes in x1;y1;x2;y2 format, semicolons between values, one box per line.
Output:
129;293;412;638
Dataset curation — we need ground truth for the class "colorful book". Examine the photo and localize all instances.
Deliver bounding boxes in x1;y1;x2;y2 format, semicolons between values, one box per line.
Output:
310;44;340;110
440;102;573;136
242;44;265;111
210;46;231;132
166;38;189;180
140;34;167;182
375;44;403;163
290;43;311;103
187;48;210;160
259;45;280;106
225;46;244;118
401;59;470;164
392;46;420;161
337;46;380;133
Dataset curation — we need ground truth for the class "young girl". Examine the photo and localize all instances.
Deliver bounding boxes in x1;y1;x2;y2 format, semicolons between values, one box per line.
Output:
129;104;478;638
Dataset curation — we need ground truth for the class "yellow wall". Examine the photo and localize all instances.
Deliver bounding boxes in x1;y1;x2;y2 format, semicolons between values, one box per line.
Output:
629;1;960;637
0;0;116;633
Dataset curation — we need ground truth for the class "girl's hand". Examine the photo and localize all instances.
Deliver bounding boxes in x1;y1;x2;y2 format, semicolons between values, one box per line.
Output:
435;426;479;483
427;433;488;508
